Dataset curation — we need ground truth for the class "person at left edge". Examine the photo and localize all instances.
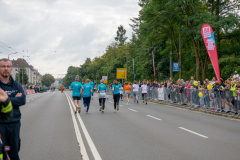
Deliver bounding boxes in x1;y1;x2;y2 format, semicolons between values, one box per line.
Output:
69;75;82;114
0;87;13;122
0;58;26;160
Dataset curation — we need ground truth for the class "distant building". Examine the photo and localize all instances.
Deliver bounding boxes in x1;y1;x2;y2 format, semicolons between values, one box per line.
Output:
11;58;42;85
53;78;62;87
34;69;42;86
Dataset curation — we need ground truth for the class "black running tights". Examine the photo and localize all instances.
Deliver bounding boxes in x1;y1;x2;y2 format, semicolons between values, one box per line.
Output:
113;93;120;109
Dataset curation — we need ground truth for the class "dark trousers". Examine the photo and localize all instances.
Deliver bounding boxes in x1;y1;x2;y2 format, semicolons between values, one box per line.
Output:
142;93;147;101
113;94;120;109
99;98;106;110
83;97;91;111
0;121;21;160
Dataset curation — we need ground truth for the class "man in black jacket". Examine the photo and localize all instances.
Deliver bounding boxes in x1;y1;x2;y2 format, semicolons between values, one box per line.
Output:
0;59;26;160
0;87;13;122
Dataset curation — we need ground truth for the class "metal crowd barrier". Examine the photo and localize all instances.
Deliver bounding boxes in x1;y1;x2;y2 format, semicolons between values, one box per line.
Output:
106;85;240;116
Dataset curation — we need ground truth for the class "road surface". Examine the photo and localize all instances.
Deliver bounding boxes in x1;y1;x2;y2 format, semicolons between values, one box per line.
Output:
19;90;240;160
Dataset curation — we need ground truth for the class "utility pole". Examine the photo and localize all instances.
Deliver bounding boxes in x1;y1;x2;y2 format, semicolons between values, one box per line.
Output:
126;51;128;81
96;74;97;84
18;67;20;83
21;65;23;85
179;18;182;79
170;50;173;78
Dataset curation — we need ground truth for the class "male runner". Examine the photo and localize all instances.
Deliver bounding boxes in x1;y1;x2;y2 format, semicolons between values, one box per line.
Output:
69;75;82;114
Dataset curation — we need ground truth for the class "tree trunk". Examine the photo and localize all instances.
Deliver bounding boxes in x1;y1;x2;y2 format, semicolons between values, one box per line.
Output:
179;19;182;79
201;55;208;81
216;0;220;58
190;34;200;81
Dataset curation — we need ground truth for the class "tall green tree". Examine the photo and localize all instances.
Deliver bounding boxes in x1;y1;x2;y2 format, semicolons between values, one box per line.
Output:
63;66;80;87
42;74;55;87
115;25;128;46
16;67;28;85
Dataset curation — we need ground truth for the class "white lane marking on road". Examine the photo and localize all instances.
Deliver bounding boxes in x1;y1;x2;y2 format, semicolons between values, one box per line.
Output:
128;108;138;112
178;127;209;139
65;93;89;160
146;115;162;121
67;93;102;160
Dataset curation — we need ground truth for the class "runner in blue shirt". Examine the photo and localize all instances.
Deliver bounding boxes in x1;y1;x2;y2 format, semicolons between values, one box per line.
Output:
97;80;108;113
81;79;93;113
69;75;82;114
89;80;95;99
111;80;122;112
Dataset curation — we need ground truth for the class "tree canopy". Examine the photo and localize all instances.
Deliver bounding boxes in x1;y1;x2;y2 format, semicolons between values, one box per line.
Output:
63;0;240;86
42;74;55;87
16;67;28;85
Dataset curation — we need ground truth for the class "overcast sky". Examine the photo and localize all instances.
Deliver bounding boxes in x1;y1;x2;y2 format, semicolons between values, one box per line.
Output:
0;0;141;78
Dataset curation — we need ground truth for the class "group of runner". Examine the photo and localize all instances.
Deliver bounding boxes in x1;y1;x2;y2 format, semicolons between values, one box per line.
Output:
69;76;95;113
69;76;149;114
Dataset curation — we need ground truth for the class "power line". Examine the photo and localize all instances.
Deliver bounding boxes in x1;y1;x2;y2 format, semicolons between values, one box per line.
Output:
0;41;40;71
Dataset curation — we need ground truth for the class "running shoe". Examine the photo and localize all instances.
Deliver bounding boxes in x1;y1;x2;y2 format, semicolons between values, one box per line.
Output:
143;101;144;103
127;102;129;105
99;107;102;111
114;109;116;112
78;107;81;113
137;100;138;103
117;105;119;111
75;111;77;114
85;108;87;112
102;110;104;113
146;102;147;105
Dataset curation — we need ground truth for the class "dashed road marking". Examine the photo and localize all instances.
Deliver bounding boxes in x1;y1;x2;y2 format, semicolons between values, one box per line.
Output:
178;127;209;139
146;115;162;121
128;108;138;112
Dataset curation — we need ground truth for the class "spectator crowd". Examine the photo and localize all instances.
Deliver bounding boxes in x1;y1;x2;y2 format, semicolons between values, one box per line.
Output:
106;71;240;116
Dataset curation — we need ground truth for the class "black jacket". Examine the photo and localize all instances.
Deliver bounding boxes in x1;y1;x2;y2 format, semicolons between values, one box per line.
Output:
0;76;26;123
0;98;13;122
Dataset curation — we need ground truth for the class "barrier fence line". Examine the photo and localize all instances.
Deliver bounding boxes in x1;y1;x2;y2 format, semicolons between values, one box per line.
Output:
106;86;240;116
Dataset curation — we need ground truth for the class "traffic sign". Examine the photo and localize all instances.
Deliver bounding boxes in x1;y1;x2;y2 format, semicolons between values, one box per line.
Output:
102;76;108;84
104;79;108;84
116;68;126;79
173;63;179;71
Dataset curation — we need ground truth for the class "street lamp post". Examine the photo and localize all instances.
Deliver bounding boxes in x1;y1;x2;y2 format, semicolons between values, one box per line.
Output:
8;52;18;59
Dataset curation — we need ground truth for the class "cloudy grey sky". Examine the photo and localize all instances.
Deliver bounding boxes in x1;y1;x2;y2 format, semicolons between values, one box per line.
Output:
0;0;141;78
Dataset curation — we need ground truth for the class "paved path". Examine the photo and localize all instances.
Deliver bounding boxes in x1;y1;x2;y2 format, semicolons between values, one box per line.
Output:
19;90;240;160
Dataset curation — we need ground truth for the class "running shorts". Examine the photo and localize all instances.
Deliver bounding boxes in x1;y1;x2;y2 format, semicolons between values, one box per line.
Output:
73;96;81;100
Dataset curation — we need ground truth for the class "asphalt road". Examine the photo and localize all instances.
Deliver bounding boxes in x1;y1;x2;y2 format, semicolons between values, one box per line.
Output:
19;90;240;160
